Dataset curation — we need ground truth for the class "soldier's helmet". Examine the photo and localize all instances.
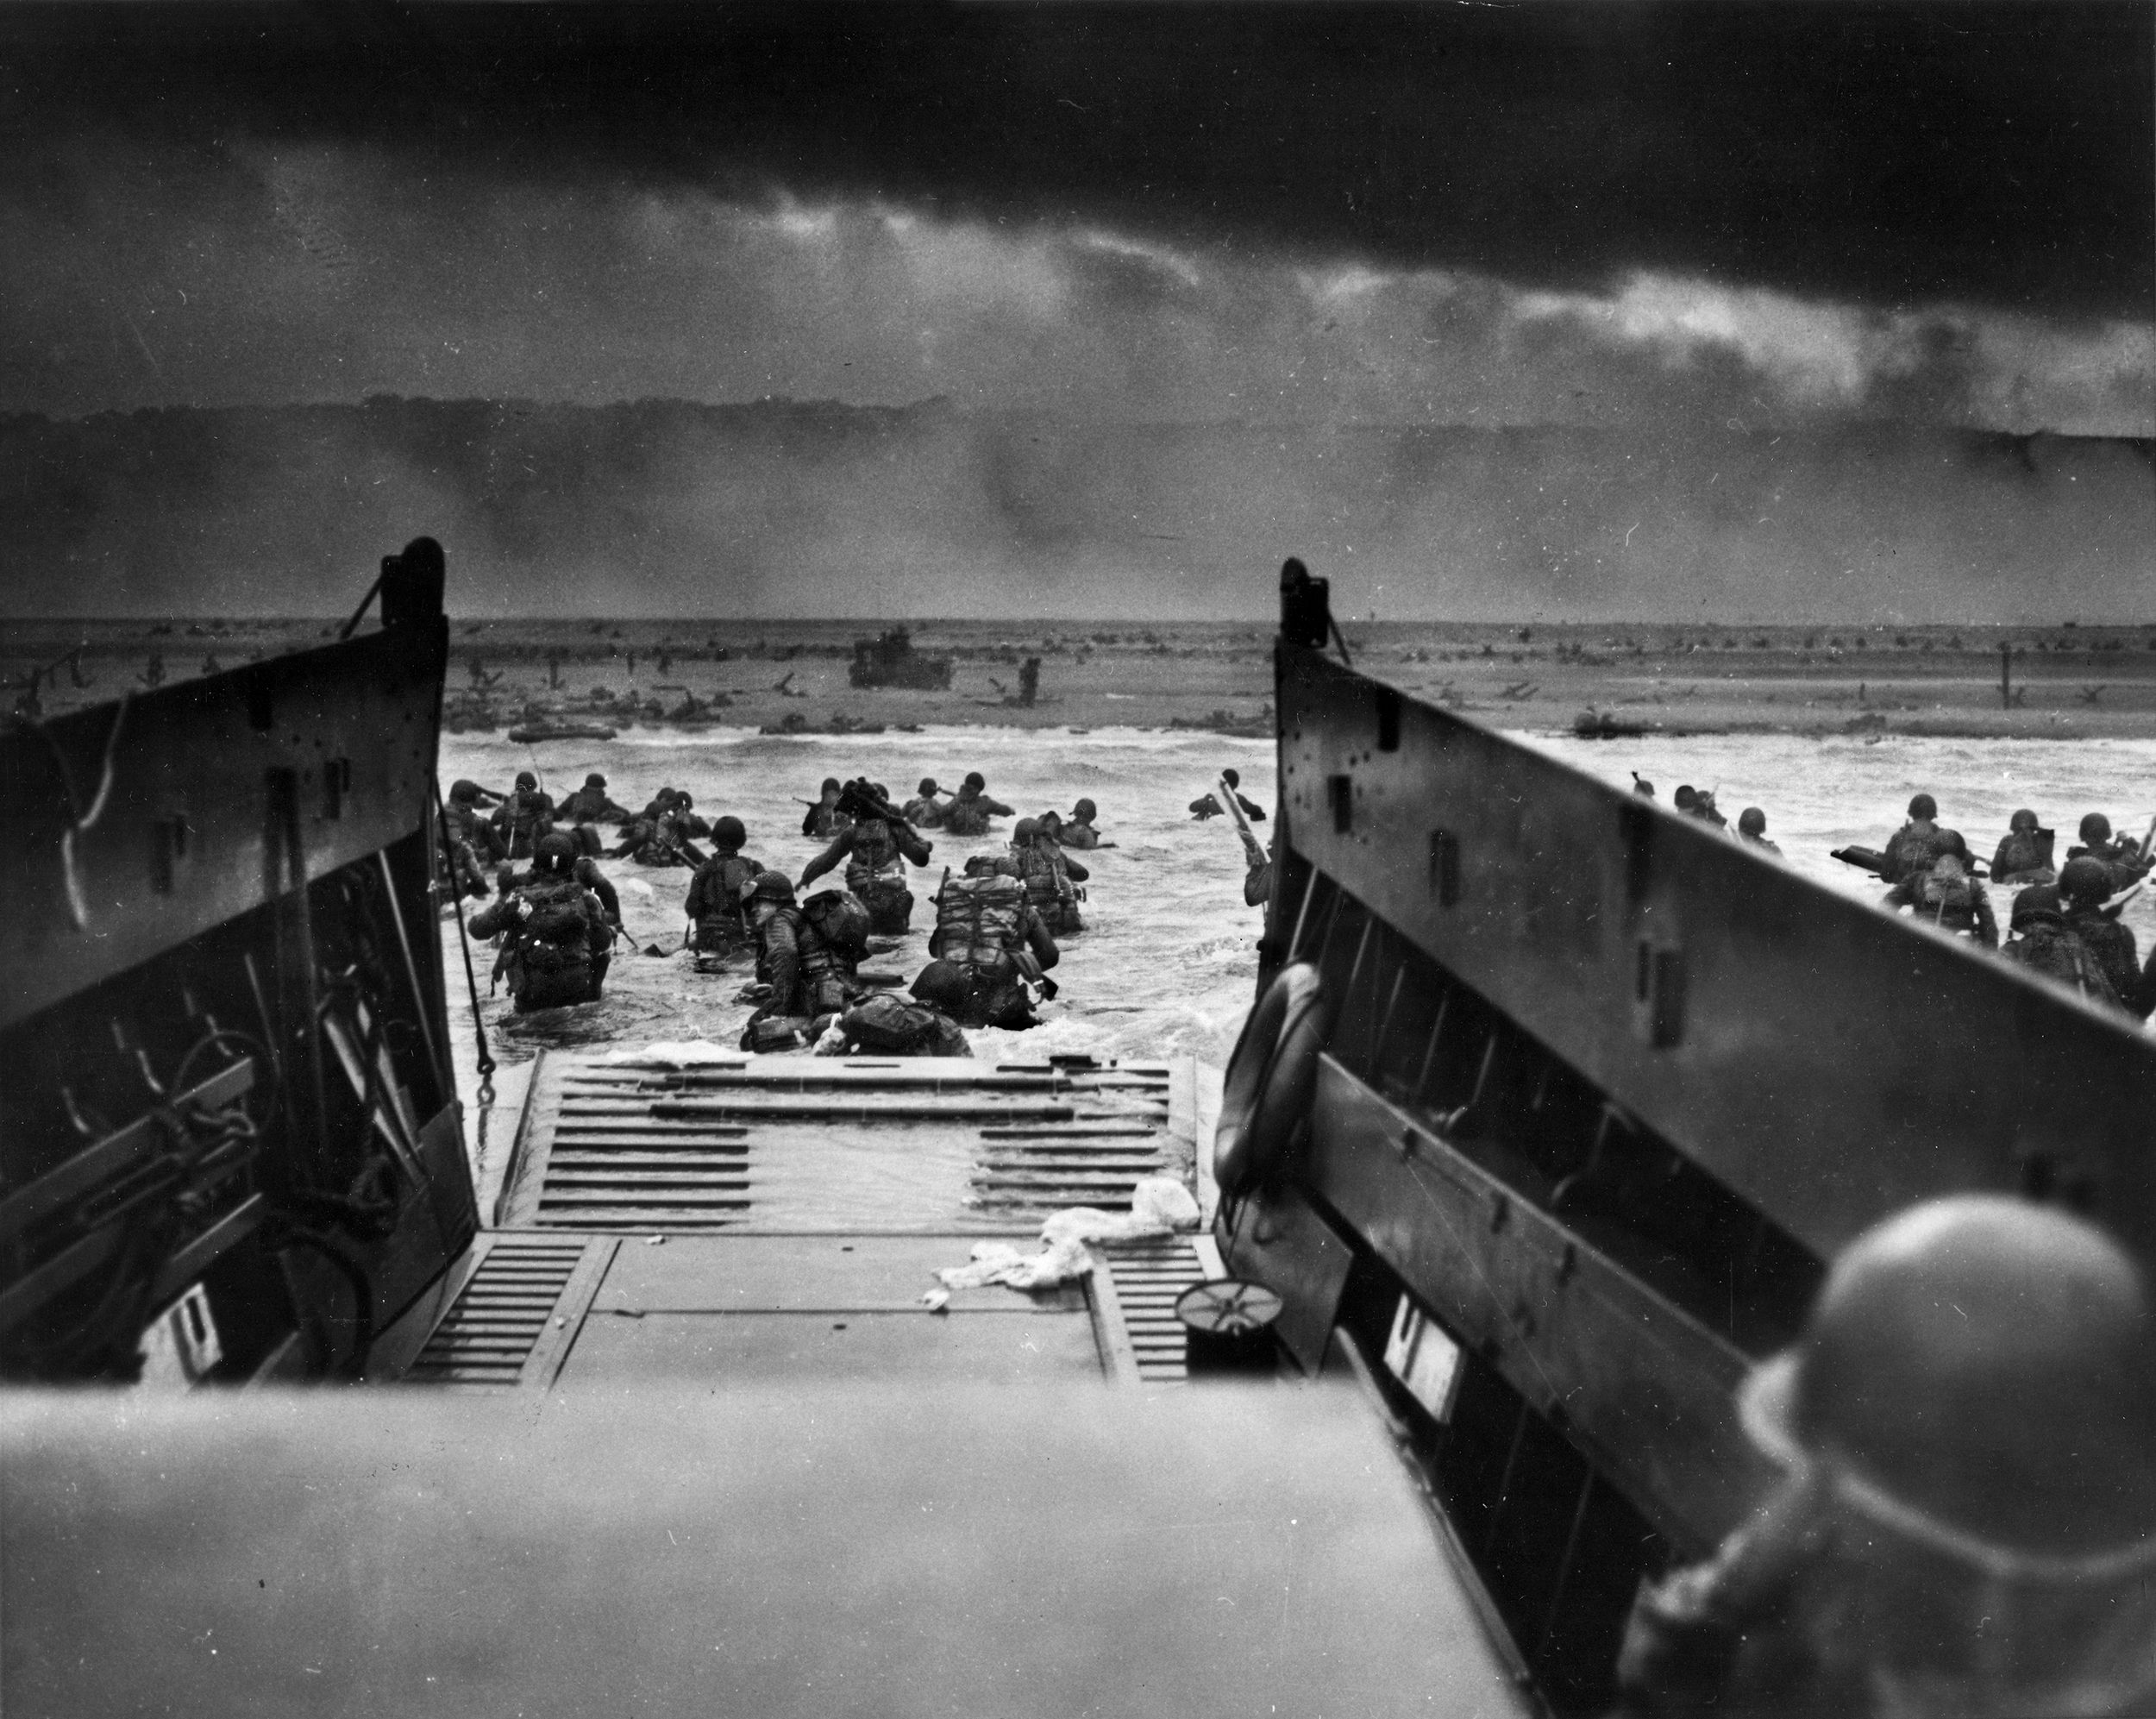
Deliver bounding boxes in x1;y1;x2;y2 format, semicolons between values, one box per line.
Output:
1739;807;1767;837
2082;812;2114;844
449;779;483;805
821;777;842;796
2010;807;2040;833
676;792;693;809
1038;810;1063;832
1908;793;1937;820
910;959;973;1011
1223;768;1241;788
584;772;607;788
1673;785;1699;811
918;778;939;796
743;870;795;905
962;771;986;792
2060;856;2114;907
516;770;538;791
1740;1196;2156;1716
1012;818;1040;845
711;815;746;850
533;831;576;874
2011;883;2065;928
1073;798;1096;820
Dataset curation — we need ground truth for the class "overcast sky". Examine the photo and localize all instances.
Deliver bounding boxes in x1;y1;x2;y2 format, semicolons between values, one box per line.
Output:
4;2;2150;436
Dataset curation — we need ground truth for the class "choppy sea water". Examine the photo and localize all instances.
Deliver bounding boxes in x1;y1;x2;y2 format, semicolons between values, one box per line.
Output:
1527;730;2156;946
437;724;2156;1210
436;725;1279;1085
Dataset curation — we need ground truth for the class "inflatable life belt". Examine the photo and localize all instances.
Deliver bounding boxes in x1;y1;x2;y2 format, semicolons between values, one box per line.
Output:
1213;963;1329;1198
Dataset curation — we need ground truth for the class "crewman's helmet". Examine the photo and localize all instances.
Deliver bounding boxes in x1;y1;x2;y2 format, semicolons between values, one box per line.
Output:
1223;768;1241;788
910;959;973;1011
1012;818;1040;844
1073;798;1096;820
1739;807;1767;837
2060;856;2114;907
711;815;746;850
962;772;986;792
2082;812;2114;844
2011;883;2065;928
1908;793;1938;820
744;871;794;904
2010;808;2039;833
585;773;607;788
516;770;538;791
1741;1196;2156;1716
918;778;939;795
534;832;576;874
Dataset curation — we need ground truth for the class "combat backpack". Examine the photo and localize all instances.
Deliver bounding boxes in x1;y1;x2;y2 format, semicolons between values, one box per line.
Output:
801;889;871;961
930;871;1025;968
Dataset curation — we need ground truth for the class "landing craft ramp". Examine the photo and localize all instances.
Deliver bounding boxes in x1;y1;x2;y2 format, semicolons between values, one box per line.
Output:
395;1051;1232;1390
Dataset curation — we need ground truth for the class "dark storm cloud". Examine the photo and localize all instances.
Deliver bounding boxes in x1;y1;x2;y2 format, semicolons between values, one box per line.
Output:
4;1;2149;317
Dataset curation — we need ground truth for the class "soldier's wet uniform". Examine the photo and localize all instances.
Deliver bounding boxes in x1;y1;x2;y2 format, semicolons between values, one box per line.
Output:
941;773;1013;837
468;834;611;1011
683;818;766;957
1883;853;1997;946
924;856;1060;1029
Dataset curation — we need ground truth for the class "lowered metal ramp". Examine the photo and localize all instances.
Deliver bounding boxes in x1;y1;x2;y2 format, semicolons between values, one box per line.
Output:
497;1051;1181;1234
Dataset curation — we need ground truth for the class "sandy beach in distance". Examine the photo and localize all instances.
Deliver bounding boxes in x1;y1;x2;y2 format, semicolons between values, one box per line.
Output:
13;614;2156;740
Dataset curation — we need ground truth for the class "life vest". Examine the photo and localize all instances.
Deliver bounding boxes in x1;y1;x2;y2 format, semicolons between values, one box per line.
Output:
845;819;908;895
931;873;1025;969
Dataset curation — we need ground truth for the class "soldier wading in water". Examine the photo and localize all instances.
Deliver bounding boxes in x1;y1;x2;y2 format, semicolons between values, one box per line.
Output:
468;832;612;1011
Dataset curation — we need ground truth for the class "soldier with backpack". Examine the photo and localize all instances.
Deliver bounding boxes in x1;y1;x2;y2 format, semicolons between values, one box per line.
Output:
941;772;1013;837
682;817;766;956
2000;883;2121;1008
1012;817;1087;936
467;832;611;1011
799;781;933;933
738;874;862;1050
924;856;1060;1029
816;962;973;1058
1882;850;1997;947
557;772;631;826
492;770;557;861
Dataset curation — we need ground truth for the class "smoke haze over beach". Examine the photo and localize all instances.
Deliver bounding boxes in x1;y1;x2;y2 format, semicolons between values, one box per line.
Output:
1;3;2149;618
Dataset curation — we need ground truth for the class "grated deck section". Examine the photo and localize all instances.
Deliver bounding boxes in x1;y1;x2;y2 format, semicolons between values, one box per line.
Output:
499;1053;1179;1234
404;1235;607;1387
1094;1235;1218;1383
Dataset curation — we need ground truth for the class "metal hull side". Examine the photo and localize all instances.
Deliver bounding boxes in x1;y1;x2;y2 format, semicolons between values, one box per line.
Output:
1;618;450;1032
1271;646;2156;1268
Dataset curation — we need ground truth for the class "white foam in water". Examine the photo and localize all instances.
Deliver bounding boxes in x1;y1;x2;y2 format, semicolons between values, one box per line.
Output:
442;721;2156;1220
443;724;1279;1077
